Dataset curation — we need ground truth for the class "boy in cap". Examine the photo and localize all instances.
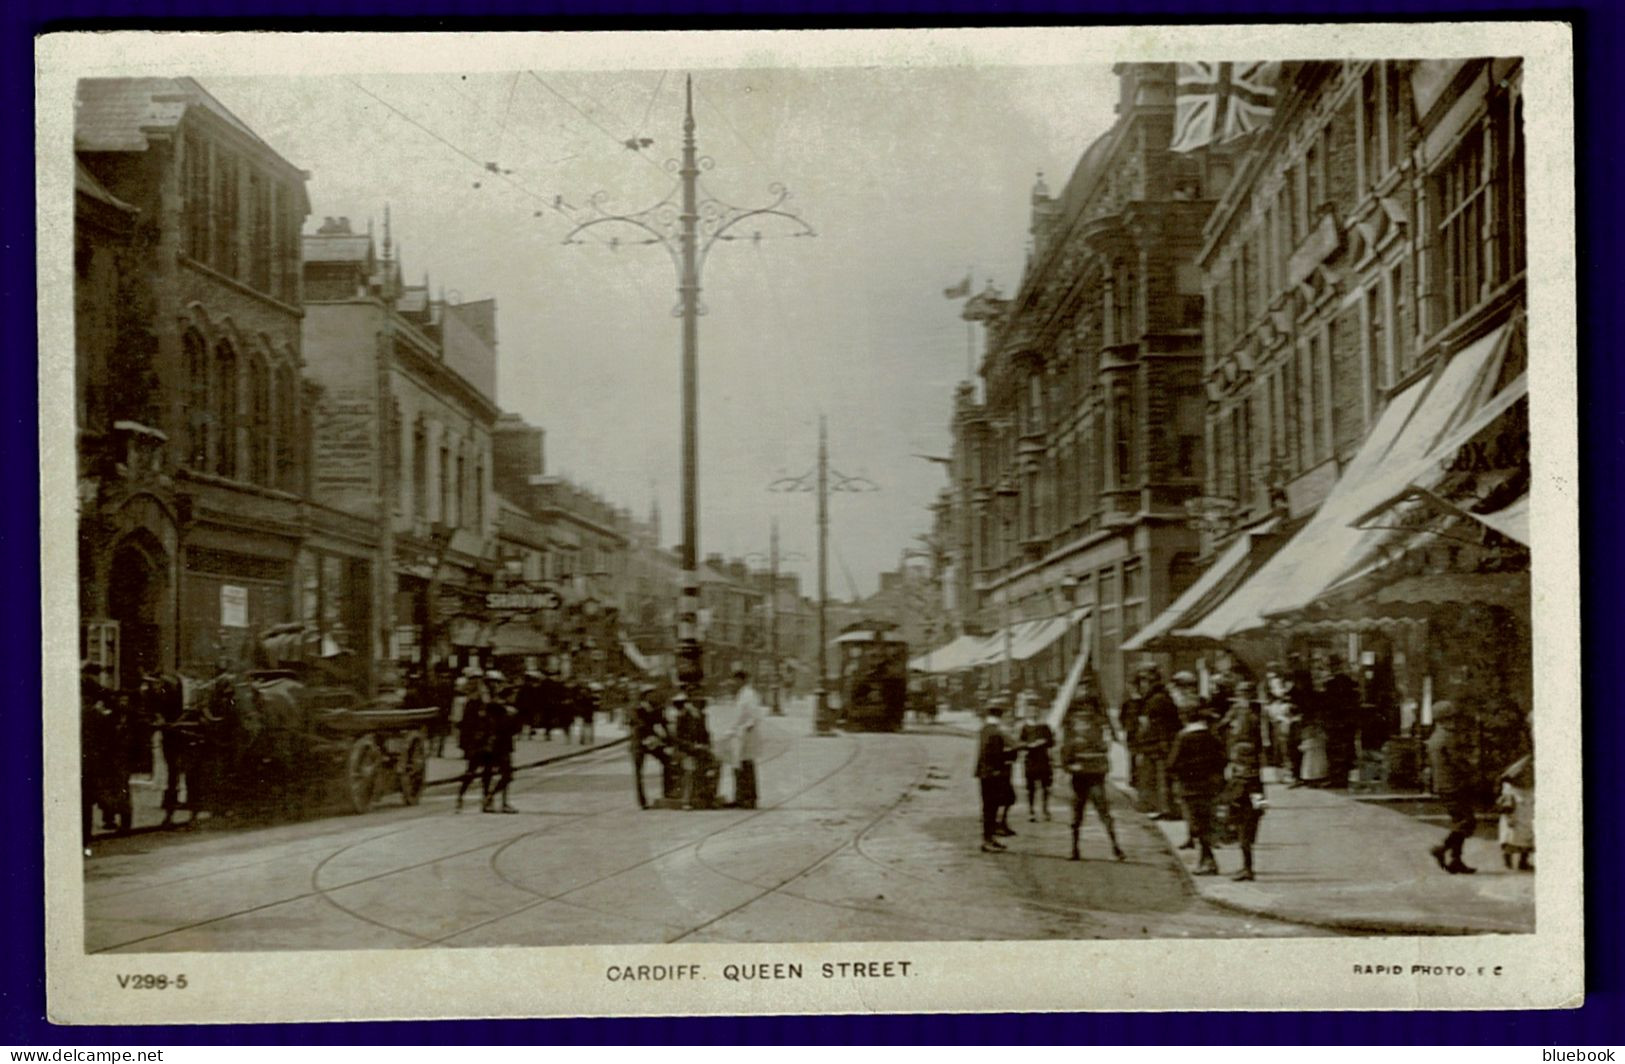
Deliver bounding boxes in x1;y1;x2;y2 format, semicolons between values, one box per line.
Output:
1426;701;1478;873
1060;675;1125;862
974;701;1016;852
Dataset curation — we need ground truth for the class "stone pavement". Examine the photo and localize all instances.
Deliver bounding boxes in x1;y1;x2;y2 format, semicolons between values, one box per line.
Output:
1146;779;1535;935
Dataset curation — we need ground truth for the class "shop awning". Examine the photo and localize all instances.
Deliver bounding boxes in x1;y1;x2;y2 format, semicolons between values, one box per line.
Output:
1186;323;1516;641
1122;515;1283;652
490;623;549;656
1470;495;1530;546
910;632;995;673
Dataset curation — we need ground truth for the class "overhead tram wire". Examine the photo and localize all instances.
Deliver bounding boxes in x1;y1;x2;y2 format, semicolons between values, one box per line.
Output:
636;71;669;139
343;77;611;247
527;71;669;178
694;83;767;168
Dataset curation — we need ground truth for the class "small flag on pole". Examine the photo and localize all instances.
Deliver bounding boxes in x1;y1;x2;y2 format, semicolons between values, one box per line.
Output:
1170;62;1280;154
943;274;972;299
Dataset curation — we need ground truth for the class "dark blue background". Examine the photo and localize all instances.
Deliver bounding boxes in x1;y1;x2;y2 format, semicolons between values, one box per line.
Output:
7;0;1617;1044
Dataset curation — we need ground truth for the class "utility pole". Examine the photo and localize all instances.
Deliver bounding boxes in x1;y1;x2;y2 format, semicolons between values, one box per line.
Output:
745;518;803;717
564;75;815;698
770;415;877;734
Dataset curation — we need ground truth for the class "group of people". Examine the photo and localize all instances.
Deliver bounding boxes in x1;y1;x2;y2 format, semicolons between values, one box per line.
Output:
975;667;1270;881
973;675;1125;864
628;668;764;811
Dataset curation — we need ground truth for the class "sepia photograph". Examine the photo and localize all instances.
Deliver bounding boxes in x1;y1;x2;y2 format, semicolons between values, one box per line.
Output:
39;25;1580;1021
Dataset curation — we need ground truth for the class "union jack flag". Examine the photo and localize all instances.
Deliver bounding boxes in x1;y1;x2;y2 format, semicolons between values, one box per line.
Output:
1170;62;1280;154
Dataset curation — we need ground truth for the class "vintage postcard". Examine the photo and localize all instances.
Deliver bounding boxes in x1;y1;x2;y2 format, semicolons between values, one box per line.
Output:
38;23;1581;1023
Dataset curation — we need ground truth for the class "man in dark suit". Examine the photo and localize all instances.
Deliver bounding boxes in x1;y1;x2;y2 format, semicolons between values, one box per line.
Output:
630;684;669;809
1166;700;1227;875
975;702;1016;853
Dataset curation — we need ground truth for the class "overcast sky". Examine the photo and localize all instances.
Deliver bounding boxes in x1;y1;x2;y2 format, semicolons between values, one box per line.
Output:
205;63;1119;598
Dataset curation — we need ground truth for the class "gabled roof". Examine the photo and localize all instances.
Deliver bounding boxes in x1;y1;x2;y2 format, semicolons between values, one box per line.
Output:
75;77;306;187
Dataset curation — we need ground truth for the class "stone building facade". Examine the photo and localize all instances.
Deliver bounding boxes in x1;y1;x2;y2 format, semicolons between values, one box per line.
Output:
949;62;1224;705
300;216;499;675
76;78;319;686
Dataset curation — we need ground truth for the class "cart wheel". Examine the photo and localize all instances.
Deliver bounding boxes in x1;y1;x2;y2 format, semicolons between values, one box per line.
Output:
398;733;427;807
346;736;383;814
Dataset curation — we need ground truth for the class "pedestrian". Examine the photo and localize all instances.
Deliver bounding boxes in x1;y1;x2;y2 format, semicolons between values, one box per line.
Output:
1321;655;1360;789
1167;670;1204;848
454;674;494;813
482;670;520;814
630;684;669;809
676;692;717;810
1297;710;1330;788
724;667;763;809
1166;698;1226;876
994;705;1021;836
1426;701;1479;874
1263;663;1299;785
1496;752;1534;871
974;701;1016;853
1220;685;1267;881
1140;668;1183;821
1060;676;1124;862
1018;698;1055;822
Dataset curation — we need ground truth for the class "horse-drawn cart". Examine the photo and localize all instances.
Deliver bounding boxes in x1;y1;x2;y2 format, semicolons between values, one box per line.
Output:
313;704;439;814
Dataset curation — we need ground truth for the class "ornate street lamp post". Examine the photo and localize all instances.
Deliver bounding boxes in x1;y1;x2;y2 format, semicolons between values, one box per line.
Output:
564;76;814;697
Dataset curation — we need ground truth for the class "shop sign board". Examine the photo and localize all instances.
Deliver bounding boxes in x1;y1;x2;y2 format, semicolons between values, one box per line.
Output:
220;585;249;628
486;586;564;612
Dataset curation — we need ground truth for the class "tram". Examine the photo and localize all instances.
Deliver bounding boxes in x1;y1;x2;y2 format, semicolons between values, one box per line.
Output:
833;622;909;732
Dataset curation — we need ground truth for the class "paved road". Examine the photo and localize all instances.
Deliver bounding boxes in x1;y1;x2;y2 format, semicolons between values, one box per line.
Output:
83;705;1333;951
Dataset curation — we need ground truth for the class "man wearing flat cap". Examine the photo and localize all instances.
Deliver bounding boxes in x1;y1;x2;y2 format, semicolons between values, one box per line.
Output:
1427;701;1478;873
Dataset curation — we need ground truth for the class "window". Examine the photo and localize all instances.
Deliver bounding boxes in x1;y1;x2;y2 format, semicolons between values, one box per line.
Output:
183;331;210;469
438;443;451;523
1027;373;1044;434
1299;336;1323;469
1122;559;1145;639
247;356;270;485
1113;261;1138;345
1175;387;1204;479
1233;402;1252;504
1362;66;1381;190
212;152;240;277
279;191;301;305
1384;63;1405;174
412;420;427;520
213;341;239;478
1366;284;1388;415
276;366;299;492
248;172;272;292
473;459;484;529
1437;122;1491;323
1389;260;1414;381
183;133;210;262
1306;137;1323;218
1113;386;1135;489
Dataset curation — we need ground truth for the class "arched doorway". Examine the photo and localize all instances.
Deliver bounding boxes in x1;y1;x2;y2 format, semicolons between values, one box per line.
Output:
107;534;167;693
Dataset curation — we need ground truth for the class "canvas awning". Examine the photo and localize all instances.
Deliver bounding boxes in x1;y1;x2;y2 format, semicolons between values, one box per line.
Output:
1122;515;1284;652
909;632;995;673
1186;323;1517;641
1469;494;1530;546
490;623;549;656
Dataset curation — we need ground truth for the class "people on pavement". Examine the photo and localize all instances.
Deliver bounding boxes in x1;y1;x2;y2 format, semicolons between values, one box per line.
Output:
1263;662;1300;785
1221;683;1267;881
630;684;669;809
482;670;520;813
1139;668;1183;821
1060;676;1124;862
1018;698;1055;823
1426;700;1479;874
1320;655;1360;789
725;667;763;809
677;692;718;810
1166;698;1226;876
455;673;494;813
1497;751;1534;871
994;702;1022;836
975;701;1017;853
1167;670;1204;848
